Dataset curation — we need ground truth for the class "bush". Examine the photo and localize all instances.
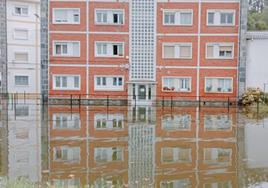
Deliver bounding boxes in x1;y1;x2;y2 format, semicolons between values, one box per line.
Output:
242;88;265;106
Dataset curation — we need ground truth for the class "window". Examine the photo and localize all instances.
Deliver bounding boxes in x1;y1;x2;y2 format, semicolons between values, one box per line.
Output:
162;147;192;163
162;114;191;131
53;75;80;90
15;106;29;117
204;148;232;165
94;147;124;162
163;43;192;59
15;75;29;86
95;42;124;57
204;181;232;188
94;76;124;91
163;10;193;25
53;41;80;57
94;113;124;130
14;29;28;40
204;114;232;131
53;179;80;187
15;128;29;139
161;179;191;188
206;43;234;59
205;78;233;93
53;8;80;24
207;10;235;26
95;9;124;25
53;146;80;163
14;5;28;16
14;52;28;62
162;77;191;92
53;114;80;130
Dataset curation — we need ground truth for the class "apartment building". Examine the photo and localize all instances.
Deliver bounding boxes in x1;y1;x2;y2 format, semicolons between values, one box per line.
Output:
6;0;40;93
48;0;242;103
0;0;7;94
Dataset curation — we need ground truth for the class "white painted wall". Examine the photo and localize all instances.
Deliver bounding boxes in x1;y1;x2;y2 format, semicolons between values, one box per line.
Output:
247;38;268;92
245;119;268;169
6;0;40;93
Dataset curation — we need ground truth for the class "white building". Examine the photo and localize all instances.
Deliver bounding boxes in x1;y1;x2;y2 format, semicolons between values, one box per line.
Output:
6;0;40;93
246;32;268;92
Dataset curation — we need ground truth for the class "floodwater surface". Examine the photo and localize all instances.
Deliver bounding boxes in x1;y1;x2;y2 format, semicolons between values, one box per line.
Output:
0;99;268;188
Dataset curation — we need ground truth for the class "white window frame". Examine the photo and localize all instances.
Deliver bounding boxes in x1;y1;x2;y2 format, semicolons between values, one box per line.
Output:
161;147;192;164
53;74;81;90
53;40;80;57
94;113;124;130
94;147;124;162
13;28;29;40
14;51;29;63
163;9;193;26
52;113;81;130
95;9;125;25
205;77;233;93
203;148;232;165
53;146;81;163
162;43;192;59
52;8;80;24
94;75;124;91
13;5;29;16
15;75;29;86
162;77;192;92
206;43;234;59
95;41;124;58
206;9;235;26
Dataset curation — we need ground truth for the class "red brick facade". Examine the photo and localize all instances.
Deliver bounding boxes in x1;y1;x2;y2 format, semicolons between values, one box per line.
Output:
48;0;240;101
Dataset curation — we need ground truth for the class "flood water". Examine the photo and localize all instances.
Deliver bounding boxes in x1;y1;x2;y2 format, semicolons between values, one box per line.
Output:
0;99;268;188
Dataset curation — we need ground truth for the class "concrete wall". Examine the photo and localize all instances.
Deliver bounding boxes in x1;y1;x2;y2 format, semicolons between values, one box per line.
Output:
246;37;268;92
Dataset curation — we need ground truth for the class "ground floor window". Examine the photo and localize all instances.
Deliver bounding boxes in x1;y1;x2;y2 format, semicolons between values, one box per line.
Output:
205;77;233;93
52;113;80;130
162;77;191;92
53;75;80;90
15;75;29;86
94;76;123;91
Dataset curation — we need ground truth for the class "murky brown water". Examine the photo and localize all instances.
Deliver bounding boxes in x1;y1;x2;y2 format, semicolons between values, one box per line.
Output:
0;99;268;187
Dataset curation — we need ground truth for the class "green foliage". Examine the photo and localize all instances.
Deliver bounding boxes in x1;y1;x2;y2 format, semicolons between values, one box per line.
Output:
248;8;268;30
242;88;265;106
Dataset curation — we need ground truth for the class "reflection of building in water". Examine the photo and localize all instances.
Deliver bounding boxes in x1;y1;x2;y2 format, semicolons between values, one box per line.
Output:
45;105;239;187
128;106;155;187
7;100;41;182
0;98;8;180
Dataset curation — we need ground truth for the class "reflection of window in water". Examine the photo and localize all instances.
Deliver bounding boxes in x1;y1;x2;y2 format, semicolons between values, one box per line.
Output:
15;151;29;164
94;176;123;188
15;128;29;140
161;178;191;188
53;113;80;129
53;178;80;187
15;106;29;117
162;147;192;163
94;113;124;130
204;148;232;165
162;114;191;131
204;181;232;188
204;114;232;131
94;147;123;162
132;107;153;123
53;146;80;163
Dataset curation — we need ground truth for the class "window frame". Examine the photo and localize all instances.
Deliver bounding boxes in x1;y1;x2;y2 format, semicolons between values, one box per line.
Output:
94;75;124;91
206;43;234;60
163;9;193;26
13;5;29;17
206;9;235;26
14;75;29;86
53;40;81;57
95;41;124;58
162;43;192;59
13;28;29;40
53;74;81;90
14;51;29;63
52;8;81;24
162;76;192;92
204;77;233;94
94;9;125;25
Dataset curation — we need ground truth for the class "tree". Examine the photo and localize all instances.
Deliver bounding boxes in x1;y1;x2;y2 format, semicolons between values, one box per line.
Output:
249;0;265;12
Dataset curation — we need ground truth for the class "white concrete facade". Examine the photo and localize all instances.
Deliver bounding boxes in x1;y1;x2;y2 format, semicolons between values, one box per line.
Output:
6;0;40;93
246;32;268;93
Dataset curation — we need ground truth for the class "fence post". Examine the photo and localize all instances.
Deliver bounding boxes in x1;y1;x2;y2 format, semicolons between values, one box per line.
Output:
162;96;164;108
199;96;201;108
134;95;136;108
79;94;81;110
107;95;109;107
70;94;73;108
171;96;173;109
228;97;230;112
